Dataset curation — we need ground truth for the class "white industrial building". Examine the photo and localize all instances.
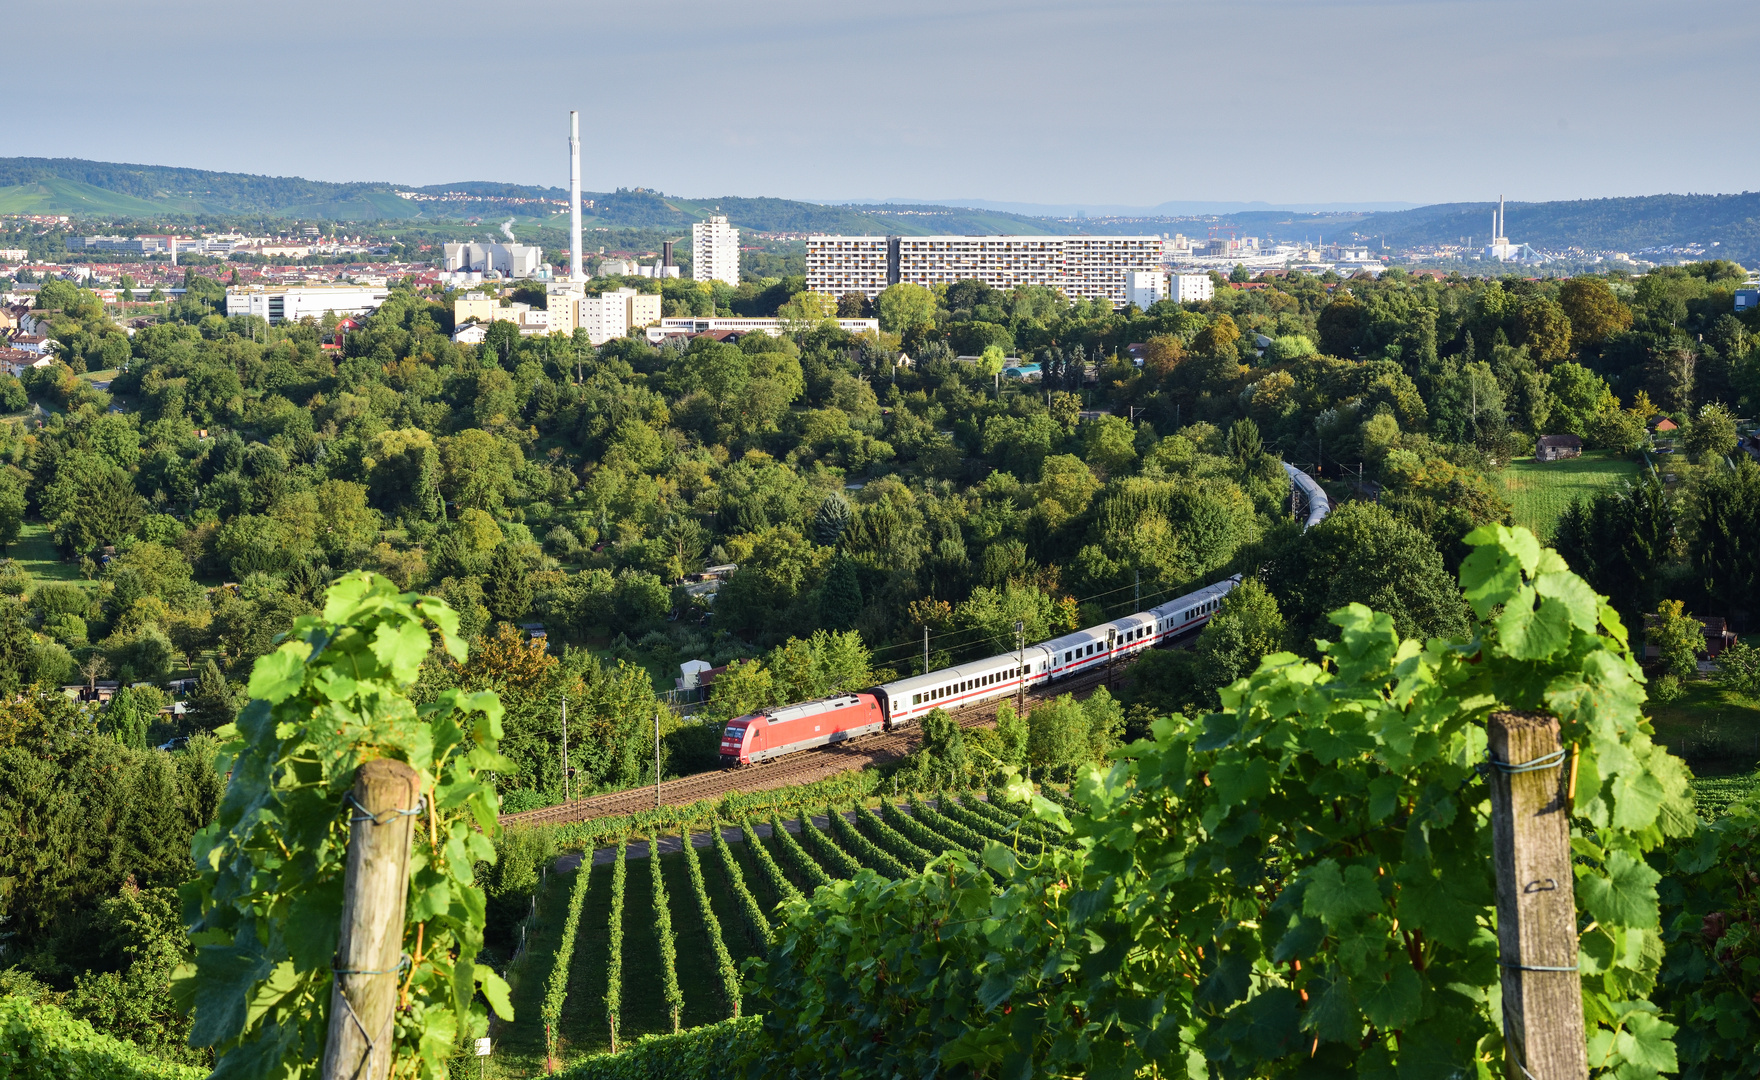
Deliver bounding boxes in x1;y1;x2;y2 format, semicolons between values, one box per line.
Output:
692;216;740;286
225;283;390;324
805;234;1163;308
443;242;546;279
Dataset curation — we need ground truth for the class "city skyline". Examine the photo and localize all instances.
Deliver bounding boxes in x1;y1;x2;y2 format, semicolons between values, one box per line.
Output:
9;0;1757;208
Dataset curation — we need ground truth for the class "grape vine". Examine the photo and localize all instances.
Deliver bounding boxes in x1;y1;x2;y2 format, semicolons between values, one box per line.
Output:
765;812;833;891
793;809;863;880
712;823;771;947
172;574;511;1079
604;838;626;1052
739;818;803;905
540;856;593;1068
906;795;991;854
825;804;909;879
853;802;933;870
678;821;741;1019
647;835;685;1034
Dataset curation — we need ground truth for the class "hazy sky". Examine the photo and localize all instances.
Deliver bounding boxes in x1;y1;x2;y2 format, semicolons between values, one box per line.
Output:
13;0;1759;208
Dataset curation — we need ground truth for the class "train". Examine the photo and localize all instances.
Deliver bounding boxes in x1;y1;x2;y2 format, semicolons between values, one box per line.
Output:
720;464;1332;767
718;574;1243;766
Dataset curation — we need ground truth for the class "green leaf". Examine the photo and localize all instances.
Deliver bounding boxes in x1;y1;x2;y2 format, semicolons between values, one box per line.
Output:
372;617;431;685
1577;851;1660;929
1303;860;1381;926
247;642;309;704
1494;587;1572;660
1355;961;1421;1031
476;963;514;1021
1611;1007;1678;1074
1532;570;1600;633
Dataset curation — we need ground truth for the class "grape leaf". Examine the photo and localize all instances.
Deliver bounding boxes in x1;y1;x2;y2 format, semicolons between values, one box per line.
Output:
1577;851;1660;929
1303;860;1381;926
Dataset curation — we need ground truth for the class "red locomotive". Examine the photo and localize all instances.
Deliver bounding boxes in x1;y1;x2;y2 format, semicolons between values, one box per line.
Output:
719;692;886;765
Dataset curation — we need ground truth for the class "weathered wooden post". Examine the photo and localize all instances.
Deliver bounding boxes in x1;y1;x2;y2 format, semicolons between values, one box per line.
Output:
1486;711;1587;1080
322;758;421;1080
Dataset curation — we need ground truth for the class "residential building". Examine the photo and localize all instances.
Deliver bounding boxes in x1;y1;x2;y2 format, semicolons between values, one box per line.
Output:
805;234;1163;308
646;315;878;343
0;249;25;262
442;242;546;279
546;287;664;345
224;283;390;324
1169;273;1214;303
1737;288;1758;313
692;216;739;286
1124;270;1166;309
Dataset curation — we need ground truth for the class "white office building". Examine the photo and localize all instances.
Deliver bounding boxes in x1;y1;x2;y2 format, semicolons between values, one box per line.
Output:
805;234;1163;308
1125;270;1166;309
1169;273;1215;303
692;216;740;286
442;242;546;279
225;283;390;324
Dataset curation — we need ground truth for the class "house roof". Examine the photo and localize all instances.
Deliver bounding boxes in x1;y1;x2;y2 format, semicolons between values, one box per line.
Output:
1536;434;1583;449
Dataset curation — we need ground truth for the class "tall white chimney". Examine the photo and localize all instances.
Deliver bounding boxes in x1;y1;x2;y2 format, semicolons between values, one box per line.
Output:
1497;194;1505;240
569;111;583;282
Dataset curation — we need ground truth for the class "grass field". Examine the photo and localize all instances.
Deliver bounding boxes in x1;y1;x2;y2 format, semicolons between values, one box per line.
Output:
7;522;91;589
1499;450;1643;539
1646;677;1760;777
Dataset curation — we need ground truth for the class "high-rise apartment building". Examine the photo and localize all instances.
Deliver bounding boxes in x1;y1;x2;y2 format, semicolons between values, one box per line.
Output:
1169;273;1215;303
806;234;1163;308
692;215;739;286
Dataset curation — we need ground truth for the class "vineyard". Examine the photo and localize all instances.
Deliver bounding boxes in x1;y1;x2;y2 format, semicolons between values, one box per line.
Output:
486;782;1049;1076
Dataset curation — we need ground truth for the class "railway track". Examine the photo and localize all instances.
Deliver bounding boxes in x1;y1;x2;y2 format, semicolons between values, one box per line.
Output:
499;632;1192;828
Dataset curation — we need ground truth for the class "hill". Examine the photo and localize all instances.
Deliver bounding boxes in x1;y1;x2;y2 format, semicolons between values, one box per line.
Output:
0;158;1064;234
3;157;1759;261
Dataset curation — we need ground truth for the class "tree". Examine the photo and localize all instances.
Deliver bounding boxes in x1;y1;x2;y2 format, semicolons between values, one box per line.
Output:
67;881;205;1065
41;451;146;557
1684;402;1737;462
1191;313;1240;356
817;554;862;631
813;492;852;548
184;659;241;733
0;472;23;551
1650;598;1702;679
1192;578;1285;695
1691;457;1760;617
103;686;152;750
1266;500;1469;650
876;283;936;335
1554;474;1677;617
1225;417;1263;465
1513;295;1572;363
483;542;534;624
1557;276;1632;349
1316;292;1363;356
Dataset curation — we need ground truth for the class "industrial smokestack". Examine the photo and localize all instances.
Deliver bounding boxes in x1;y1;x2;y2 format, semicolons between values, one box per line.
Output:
569;111;583;282
1497;194;1505;239
662;240;673;267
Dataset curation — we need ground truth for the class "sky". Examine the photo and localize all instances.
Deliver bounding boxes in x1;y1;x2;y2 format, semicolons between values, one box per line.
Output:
11;0;1760;210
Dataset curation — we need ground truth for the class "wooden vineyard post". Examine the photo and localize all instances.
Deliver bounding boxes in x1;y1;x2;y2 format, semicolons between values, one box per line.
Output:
1486;711;1587;1080
322;759;421;1080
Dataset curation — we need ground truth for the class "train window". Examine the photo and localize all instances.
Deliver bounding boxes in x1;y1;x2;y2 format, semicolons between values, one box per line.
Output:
1064;651;1071;662
913;694;921;705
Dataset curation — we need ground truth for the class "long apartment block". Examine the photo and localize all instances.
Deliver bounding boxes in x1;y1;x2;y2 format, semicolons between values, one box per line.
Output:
806;234;1163;308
